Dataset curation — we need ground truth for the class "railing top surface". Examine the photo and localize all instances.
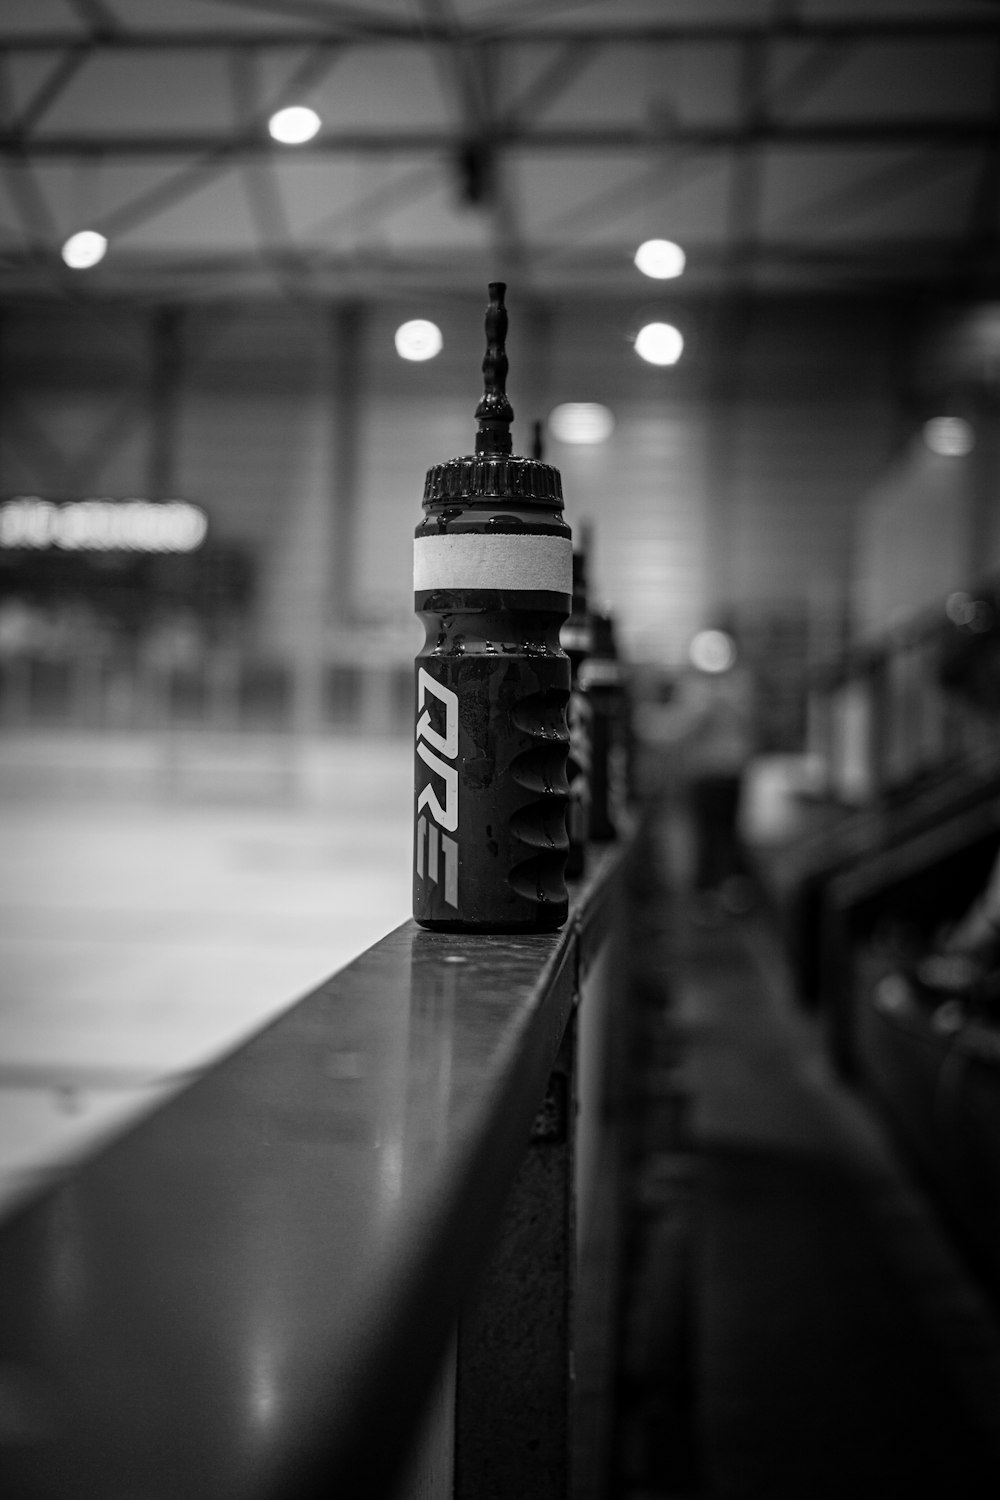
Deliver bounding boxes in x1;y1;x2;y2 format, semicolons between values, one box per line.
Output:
0;846;621;1498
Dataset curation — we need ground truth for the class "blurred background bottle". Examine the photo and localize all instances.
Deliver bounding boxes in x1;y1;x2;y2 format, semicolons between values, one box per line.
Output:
562;522;594;878
413;284;573;930
582;606;626;842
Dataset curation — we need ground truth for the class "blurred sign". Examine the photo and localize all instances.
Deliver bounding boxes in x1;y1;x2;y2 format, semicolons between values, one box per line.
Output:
0;497;208;553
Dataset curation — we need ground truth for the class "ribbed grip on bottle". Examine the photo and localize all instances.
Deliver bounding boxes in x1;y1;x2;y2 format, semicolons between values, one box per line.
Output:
423;456;563;505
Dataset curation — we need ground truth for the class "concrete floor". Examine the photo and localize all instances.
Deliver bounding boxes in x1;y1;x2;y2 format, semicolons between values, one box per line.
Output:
0;731;414;1213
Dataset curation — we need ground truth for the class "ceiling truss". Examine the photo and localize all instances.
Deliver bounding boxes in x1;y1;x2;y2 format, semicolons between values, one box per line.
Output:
0;1;997;303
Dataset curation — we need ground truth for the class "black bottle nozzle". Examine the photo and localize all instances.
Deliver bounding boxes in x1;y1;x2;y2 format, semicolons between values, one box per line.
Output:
422;286;564;506
475;281;514;456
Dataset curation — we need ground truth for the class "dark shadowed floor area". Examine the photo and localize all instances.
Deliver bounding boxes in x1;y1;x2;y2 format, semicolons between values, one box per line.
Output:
613;828;1000;1498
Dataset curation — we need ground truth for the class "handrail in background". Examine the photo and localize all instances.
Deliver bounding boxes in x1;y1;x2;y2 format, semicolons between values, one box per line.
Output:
804;570;1000;810
755;574;1000;1010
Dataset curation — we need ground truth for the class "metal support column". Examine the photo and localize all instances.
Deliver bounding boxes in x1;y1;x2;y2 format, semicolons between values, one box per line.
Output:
148;305;183;499
329;301;364;626
454;1013;577;1500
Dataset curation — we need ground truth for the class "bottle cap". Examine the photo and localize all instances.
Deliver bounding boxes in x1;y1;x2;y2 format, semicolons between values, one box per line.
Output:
423;283;563;507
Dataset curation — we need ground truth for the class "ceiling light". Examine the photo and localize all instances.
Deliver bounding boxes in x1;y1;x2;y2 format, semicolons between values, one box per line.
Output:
689;629;737;674
268;106;321;145
634;322;684;366
394;319;443;362
548;403;615;445
61;230;107;270
946;592;975;625
634;239;686;279
923;416;974;457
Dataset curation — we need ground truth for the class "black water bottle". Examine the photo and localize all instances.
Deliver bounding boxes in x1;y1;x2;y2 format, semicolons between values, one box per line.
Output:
413;284;573;931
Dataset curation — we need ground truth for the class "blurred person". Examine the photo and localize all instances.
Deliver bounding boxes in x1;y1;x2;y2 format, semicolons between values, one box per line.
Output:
660;624;760;919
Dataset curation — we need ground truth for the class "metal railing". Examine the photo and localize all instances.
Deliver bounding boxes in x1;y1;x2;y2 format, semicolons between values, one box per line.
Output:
0;648;415;738
0;841;631;1500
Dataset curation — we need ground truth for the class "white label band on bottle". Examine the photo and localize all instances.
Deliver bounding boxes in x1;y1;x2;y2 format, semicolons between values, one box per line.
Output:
414;533;572;593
